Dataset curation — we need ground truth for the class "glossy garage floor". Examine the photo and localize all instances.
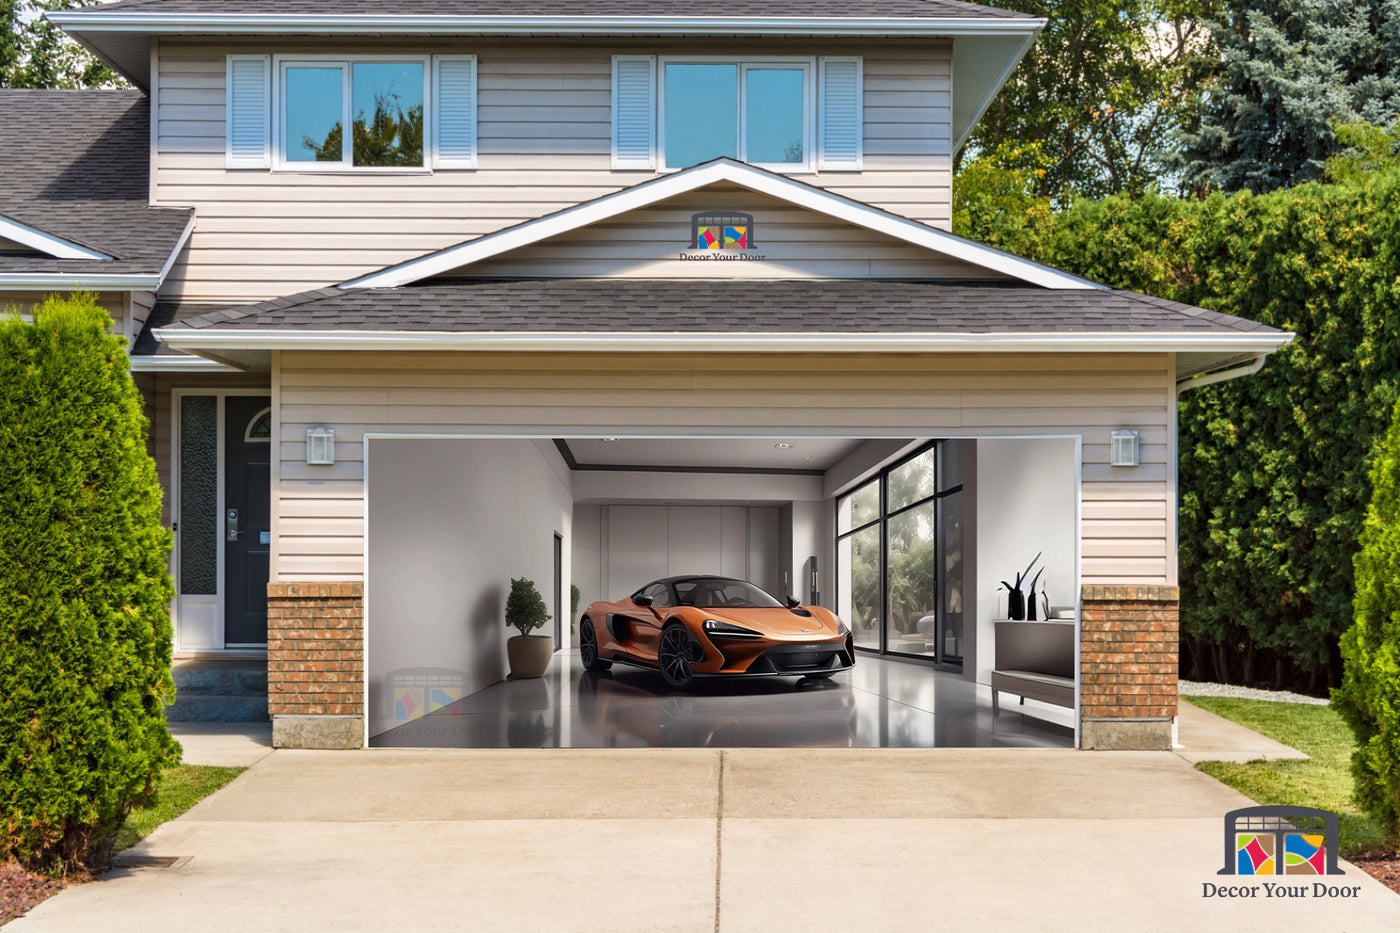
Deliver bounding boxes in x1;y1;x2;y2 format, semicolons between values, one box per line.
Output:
372;651;1075;749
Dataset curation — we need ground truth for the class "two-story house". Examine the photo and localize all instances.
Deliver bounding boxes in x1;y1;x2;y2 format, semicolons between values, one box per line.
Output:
0;1;1291;751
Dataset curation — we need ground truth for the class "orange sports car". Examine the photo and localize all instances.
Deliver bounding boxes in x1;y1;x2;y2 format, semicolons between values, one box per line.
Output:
578;575;854;688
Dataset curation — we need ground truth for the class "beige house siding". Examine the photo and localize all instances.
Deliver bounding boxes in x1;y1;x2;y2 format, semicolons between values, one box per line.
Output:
456;185;1003;280
127;290;157;345
274;351;1175;585
154;39;953;301
2;290;131;336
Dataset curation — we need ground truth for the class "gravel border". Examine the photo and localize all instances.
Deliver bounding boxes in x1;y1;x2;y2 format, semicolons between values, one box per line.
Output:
1179;679;1330;706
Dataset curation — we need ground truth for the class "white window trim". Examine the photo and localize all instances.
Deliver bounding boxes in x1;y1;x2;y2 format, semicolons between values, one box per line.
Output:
431;54;478;170
657;55;816;173
271;53;433;174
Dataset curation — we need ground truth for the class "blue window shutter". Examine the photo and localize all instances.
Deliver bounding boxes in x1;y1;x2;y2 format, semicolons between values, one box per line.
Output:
226;55;270;169
433;55;477;169
612;55;656;170
818;57;862;171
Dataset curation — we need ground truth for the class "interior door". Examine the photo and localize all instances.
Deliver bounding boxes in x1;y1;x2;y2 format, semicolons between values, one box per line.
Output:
224;396;271;646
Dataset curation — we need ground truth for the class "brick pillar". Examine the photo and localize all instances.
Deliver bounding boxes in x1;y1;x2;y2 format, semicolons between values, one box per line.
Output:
267;582;364;749
1079;584;1179;750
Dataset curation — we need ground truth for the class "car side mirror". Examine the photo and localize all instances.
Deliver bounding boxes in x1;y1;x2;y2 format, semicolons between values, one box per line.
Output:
786;596;801;609
633;594;654;608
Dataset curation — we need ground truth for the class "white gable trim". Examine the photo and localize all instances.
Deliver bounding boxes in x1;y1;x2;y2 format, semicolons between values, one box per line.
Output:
343;159;1100;291
0;215;112;261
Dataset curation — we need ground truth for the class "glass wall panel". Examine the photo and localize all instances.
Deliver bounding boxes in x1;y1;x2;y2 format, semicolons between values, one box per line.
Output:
744;67;804;164
664;63;738;167
179;395;218;595
285;66;344;162
836;478;880;534
889;447;937;512
938;489;964;664
886;501;937;655
838;525;881;650
351;62;424;167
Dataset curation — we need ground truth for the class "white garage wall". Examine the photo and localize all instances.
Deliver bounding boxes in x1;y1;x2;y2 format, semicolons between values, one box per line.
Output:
366;438;572;738
571;502;821;612
973;437;1079;684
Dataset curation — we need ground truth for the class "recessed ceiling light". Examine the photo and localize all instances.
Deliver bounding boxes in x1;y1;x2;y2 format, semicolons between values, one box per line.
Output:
806;457;814;462
602;437;619;442
774;443;793;449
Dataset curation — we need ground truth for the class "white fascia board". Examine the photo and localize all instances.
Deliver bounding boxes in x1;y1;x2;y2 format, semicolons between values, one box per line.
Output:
154;328;1295;356
343;159;1098;290
953;30;1040;152
0;273;161;289
128;354;238;373
49;13;1045;38
0;215;112;260
156;215;196;288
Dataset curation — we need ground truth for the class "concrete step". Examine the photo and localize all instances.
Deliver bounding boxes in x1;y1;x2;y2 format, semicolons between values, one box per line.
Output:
172;661;268;696
166;694;269;723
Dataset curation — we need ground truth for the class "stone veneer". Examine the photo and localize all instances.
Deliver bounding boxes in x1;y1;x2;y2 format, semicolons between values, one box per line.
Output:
1079;584;1179;750
267;582;364;749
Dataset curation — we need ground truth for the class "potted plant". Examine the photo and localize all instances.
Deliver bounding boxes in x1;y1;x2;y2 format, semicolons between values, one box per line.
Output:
505;576;553;679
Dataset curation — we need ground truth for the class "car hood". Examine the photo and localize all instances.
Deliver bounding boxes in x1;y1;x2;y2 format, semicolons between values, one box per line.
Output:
704;607;836;636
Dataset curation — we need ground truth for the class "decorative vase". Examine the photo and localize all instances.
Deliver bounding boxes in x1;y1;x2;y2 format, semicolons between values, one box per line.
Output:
1007;588;1025;620
507;634;554;679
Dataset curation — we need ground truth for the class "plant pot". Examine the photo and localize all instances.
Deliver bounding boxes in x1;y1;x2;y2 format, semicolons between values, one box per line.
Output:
507;634;554;679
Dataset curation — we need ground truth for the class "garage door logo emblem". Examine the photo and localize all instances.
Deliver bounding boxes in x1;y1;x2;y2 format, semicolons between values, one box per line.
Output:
1218;806;1343;876
680;212;766;262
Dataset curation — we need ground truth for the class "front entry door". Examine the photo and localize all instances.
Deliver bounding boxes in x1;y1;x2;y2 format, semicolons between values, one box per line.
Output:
224;396;271;646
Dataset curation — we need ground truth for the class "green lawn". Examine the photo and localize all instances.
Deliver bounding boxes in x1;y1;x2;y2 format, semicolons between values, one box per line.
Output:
110;764;245;852
1186;696;1391;857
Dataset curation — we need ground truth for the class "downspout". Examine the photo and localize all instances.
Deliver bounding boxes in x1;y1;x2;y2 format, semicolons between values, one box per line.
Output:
1175;355;1266;396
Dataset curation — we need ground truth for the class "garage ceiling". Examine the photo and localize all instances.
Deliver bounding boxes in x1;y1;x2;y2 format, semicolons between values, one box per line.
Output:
560;437;871;472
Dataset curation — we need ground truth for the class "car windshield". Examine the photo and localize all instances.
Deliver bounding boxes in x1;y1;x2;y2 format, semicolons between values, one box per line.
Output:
673;578;784;609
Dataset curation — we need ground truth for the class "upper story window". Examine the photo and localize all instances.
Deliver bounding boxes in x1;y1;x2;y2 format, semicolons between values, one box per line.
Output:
613;55;861;174
226;54;476;172
661;59;811;171
281;59;426;169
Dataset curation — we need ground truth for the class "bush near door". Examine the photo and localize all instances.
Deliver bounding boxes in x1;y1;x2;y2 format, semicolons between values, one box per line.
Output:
0;294;180;875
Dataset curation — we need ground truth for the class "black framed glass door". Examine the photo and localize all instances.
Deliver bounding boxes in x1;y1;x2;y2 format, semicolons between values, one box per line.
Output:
836;441;965;669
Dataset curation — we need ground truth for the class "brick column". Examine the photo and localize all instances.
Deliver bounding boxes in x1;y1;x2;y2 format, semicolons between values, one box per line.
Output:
267;582;364;749
1079;584;1179;750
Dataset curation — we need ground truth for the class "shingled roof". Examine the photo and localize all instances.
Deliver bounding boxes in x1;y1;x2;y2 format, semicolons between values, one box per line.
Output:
77;0;1033;20
0;90;191;279
158;278;1280;336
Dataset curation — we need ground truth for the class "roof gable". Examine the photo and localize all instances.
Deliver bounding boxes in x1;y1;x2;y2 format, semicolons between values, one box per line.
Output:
345;159;1099;291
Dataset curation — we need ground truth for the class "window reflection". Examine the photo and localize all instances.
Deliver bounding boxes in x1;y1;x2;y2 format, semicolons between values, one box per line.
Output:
285;66;343;162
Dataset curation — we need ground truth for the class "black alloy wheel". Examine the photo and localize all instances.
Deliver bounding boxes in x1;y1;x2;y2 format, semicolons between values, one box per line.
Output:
579;618;611;671
658;623;700;688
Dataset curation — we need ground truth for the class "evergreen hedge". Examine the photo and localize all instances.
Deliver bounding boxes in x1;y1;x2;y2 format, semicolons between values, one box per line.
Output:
1335;395;1400;839
965;164;1400;691
0;294;179;874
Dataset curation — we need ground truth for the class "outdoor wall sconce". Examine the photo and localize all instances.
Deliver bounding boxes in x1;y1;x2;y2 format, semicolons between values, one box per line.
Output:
1110;429;1141;467
305;427;336;465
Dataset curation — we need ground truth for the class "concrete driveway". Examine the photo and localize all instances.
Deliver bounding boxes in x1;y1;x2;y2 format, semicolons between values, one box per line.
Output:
13;746;1400;932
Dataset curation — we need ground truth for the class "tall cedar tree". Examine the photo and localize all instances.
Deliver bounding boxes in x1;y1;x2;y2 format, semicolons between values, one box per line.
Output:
1334;395;1400;840
968;1;1218;200
0;1;122;88
0;295;179;874
1172;0;1400;193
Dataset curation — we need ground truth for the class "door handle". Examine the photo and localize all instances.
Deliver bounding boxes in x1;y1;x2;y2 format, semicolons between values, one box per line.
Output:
227;508;239;541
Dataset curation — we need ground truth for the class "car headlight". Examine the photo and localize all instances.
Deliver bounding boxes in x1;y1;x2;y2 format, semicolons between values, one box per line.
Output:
702;619;763;639
834;615;850;636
